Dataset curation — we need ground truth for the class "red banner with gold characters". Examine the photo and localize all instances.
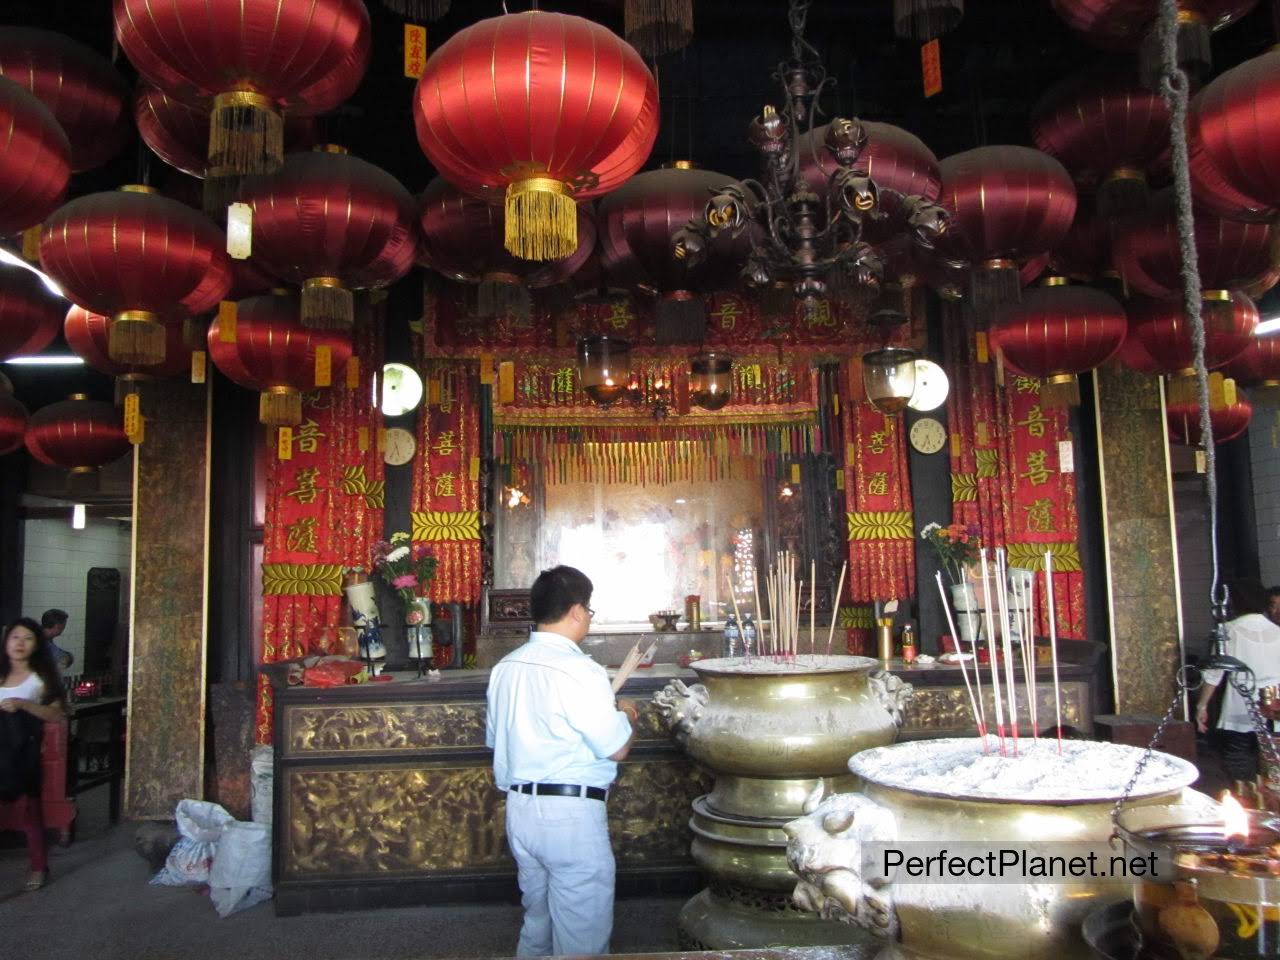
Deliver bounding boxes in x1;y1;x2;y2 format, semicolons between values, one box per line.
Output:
944;308;1085;640
411;358;482;605
256;315;385;743
843;359;915;609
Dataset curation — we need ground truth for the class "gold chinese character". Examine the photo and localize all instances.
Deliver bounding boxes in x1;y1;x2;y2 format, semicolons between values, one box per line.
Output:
867;471;889;496
296;418;326;454
1016;404;1050;439
432;430;457;457
301;390;332;411
868;431;889;456
712;299;743;331
608;301;634;330
1024;497;1056;534
1020;450;1051;487
433;472;457;498
551;366;575;396
285;467;321;504
285;516;318;553
1013;376;1042;395
437;378;456;414
804;298;834;328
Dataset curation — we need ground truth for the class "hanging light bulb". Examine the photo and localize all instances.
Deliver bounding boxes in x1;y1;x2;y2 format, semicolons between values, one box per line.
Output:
862;347;919;414
71;503;86;530
577;335;632;406
690;352;732;411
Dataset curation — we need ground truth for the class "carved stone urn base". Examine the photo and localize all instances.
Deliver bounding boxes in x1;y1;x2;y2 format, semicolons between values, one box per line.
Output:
677;887;876;951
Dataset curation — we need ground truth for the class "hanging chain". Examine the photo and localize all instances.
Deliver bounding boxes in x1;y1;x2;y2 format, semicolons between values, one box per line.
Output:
1111;672;1191;823
1231;671;1280;772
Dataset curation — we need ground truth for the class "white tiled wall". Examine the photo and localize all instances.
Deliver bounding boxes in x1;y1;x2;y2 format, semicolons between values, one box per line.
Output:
21;517;132;669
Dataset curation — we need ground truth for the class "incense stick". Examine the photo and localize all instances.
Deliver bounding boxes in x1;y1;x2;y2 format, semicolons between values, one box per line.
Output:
960;576;987;736
753;572;764;661
826;560;847;660
1044;551;1063;754
996;549;1019;755
726;573;745;659
979;548;1006;754
810;559;816;658
936;572;984;746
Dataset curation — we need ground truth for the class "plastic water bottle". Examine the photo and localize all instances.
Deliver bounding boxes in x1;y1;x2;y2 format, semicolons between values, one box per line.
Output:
741;614;757;659
723;614;740;658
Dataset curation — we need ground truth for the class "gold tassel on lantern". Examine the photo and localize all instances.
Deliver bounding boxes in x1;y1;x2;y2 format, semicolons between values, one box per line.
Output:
109;311;167;366
301;277;354;330
381;0;450;20
209;89;284;178
260;386;303;427
625;0;694;57
1042;373;1082;409
505;178;577;261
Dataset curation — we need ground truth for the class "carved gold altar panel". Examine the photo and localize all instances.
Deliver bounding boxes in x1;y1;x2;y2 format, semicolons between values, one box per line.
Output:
901;683;1087;737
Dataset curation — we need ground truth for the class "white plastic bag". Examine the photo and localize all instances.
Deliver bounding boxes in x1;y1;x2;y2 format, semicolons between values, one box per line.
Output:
209;821;273;917
150;799;234;887
249;745;273;826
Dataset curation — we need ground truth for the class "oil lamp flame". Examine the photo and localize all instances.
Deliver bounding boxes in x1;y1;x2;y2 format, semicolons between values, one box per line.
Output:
1220;790;1249;842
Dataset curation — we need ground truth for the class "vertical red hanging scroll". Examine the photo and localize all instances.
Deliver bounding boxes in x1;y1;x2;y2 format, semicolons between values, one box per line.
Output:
256;315;385;743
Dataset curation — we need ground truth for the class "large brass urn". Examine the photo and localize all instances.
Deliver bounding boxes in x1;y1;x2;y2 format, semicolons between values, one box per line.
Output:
655;655;912;949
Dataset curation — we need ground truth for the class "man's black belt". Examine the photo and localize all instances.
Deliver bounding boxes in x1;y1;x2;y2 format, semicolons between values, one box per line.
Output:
511;782;608;801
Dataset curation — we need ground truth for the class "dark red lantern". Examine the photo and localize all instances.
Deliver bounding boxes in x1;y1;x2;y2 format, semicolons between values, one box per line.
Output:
237;148;418;330
1167;389;1253;445
25;394;130;487
1049;201;1121;290
1116;324;1164;374
1224;333;1280;389
938;146;1078;311
0;28;130;173
0;373;27;457
0;268;64;362
65;305;193;401
989;279;1128;406
0;76;70;239
1031;69;1170;218
1188;50;1280;223
40;185;233;366
114;0;370;177
206;291;354;425
598;165;752;342
1127;290;1258;403
414;11;659;261
419;178;596;321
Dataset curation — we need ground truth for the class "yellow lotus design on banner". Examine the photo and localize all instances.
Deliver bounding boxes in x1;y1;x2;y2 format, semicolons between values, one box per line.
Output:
951;472;977;503
1005;541;1081;572
838;605;875;629
976;448;999;478
263;563;345;597
846;511;914;542
412;511;481;542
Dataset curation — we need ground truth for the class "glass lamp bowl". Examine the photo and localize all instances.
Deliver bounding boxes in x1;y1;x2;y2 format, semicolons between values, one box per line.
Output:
690;352;733;411
862;347;919;414
578;335;632;406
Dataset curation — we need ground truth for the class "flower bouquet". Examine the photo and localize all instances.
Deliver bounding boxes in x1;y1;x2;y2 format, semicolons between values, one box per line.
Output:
371;532;438;623
920;522;980;587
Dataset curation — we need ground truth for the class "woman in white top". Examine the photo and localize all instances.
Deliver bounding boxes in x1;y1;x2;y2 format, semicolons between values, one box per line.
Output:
1196;581;1280;783
1;617;66;891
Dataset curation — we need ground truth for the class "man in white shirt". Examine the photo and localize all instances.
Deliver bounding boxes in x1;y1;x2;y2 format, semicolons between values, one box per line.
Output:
486;565;638;956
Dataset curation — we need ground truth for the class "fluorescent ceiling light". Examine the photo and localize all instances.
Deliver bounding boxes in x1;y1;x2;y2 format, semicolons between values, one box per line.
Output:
0;246;65;298
72;504;86;530
5;355;84;366
1255;317;1280;336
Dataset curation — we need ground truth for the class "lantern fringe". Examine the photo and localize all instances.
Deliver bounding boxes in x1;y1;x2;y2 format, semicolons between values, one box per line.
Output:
301;279;354;330
1041;375;1081;409
202;171;244;219
505;181;577;261
209;96;284;178
1167;373;1200;408
182;317;205;351
113;376;143;407
624;0;695;58
478;275;532;322
260;388;303;427
380;0;450;21
1097;172;1149;221
67;467;100;496
893;0;964;42
1139;17;1211;92
655;293;707;345
970;263;1022;317
109;314;167;367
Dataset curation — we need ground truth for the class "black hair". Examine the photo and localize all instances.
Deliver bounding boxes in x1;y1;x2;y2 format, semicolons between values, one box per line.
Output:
530;565;593;626
2;617;65;706
40;609;68;630
1268;587;1280;601
1230;579;1269;617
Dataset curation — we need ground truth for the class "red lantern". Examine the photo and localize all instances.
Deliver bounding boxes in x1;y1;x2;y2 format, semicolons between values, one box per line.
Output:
40;186;233;366
1167;389;1253;445
598;165;752;341
419;178;596;321
1188;50;1280;222
0;77;70;238
206;291;353;425
0;28;130;173
1224;333;1280;389
237;148;418;330
1111;197;1276;305
938;146;1078;311
0;373;27;457
114;0;370;177
414;11;659;261
25;394;131;487
1127;290;1258;403
65;305;193;401
989;279;1128;406
1031;69;1170;218
1049;201;1120;288
0;268;63;362
1116;324;1163;374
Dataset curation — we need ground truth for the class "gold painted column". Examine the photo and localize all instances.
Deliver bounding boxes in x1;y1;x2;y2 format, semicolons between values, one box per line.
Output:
125;379;212;818
1093;365;1184;714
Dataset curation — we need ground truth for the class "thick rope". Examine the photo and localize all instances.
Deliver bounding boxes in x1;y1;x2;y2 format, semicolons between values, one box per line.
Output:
1157;0;1226;623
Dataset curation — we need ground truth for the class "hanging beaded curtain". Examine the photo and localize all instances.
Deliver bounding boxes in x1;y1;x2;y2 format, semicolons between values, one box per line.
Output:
256;310;385;743
943;304;1086;640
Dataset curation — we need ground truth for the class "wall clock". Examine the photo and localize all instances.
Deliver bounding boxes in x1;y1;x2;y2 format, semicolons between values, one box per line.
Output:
384;427;417;466
909;417;948;455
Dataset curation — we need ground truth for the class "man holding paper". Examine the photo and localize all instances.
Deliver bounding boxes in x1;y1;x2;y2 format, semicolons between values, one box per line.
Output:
486;565;638;956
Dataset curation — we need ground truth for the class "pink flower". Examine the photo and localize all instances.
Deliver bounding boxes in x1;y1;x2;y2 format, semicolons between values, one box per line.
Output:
406;610;425;625
392;574;418;590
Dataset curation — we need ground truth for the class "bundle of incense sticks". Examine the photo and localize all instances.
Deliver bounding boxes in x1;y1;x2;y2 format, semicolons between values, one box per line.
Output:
1044;551;1063;754
612;639;658;694
935;571;985;748
995;548;1020;755
765;551;806;660
825;560;847;660
978;548;1007;754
